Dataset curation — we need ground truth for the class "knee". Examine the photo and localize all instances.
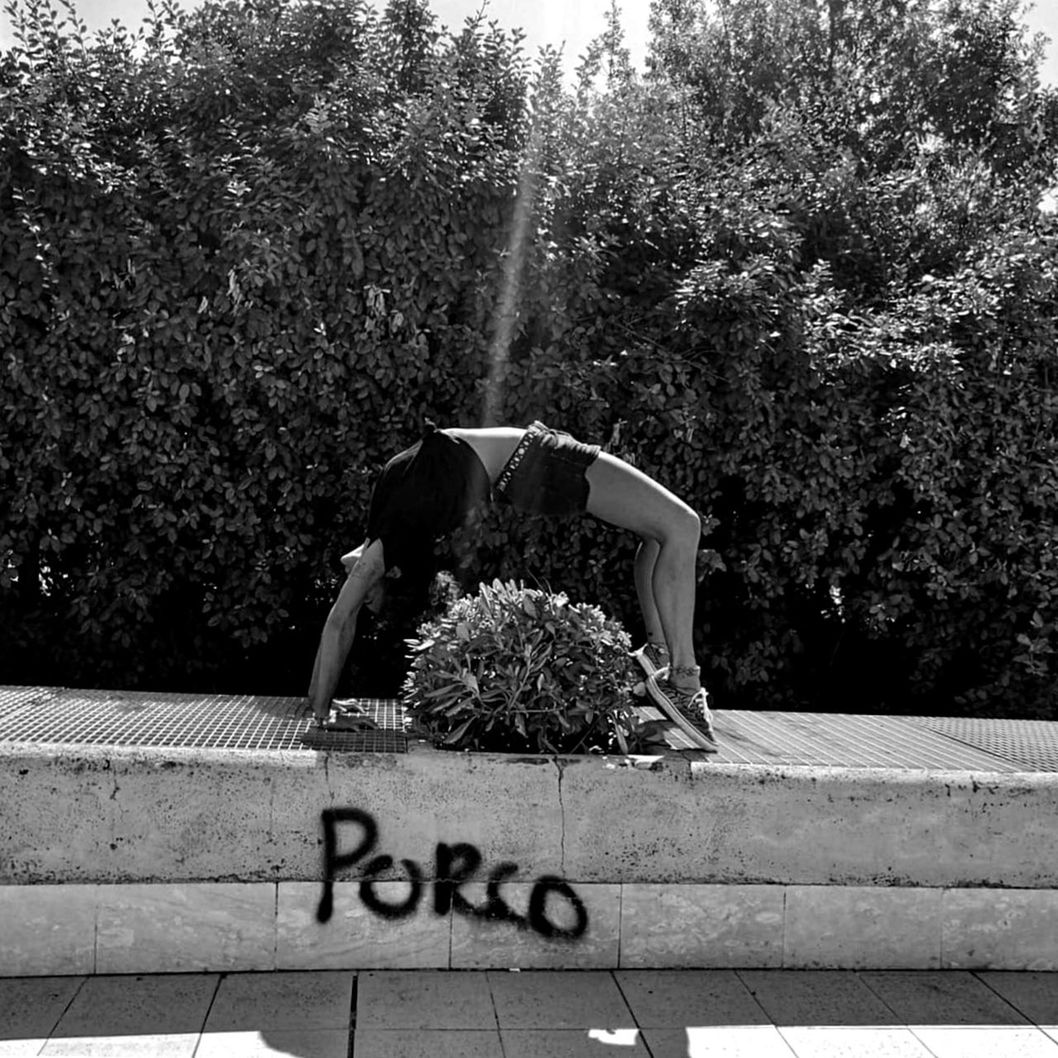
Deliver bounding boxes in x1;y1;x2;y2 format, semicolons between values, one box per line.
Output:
678;504;701;544
660;504;700;550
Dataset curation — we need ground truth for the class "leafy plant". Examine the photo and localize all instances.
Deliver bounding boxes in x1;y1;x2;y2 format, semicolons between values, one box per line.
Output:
402;580;642;754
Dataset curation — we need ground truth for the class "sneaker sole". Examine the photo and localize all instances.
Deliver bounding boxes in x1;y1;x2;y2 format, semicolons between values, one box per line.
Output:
645;672;718;750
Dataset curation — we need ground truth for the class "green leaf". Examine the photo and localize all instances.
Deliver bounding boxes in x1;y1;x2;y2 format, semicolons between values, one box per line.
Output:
444;718;475;745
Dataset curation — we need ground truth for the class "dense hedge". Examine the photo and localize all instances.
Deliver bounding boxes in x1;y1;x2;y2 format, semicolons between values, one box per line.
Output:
3;0;1058;716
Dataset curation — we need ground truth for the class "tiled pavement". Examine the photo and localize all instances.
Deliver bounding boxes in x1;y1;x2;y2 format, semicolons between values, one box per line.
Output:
2;969;1058;1057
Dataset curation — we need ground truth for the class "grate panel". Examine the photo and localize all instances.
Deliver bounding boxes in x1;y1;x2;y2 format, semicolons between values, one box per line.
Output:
0;687;406;753
707;710;1024;771
908;715;1058;772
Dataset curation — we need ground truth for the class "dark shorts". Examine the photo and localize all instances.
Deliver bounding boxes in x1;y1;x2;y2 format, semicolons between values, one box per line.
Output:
494;421;601;518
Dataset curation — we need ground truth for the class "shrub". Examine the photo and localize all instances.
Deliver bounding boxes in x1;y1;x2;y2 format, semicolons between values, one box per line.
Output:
402;580;641;754
4;0;1058;719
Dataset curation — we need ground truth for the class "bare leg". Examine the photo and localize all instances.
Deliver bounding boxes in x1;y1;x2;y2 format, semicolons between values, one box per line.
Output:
634;539;667;649
585;453;702;691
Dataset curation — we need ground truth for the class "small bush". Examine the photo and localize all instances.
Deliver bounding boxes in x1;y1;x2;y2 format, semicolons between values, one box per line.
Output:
402;580;641;754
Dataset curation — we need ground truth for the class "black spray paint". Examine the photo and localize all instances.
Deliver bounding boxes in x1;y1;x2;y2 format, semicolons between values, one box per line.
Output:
316;807;588;940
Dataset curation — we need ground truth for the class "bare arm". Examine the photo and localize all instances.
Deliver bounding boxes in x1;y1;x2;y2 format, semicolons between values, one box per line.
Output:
308;540;385;721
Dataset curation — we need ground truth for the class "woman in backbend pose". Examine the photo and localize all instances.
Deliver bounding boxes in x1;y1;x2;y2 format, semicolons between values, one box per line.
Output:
307;421;715;745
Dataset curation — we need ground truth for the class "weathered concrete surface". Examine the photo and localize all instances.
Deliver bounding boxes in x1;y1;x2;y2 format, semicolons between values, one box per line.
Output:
1;740;1056;888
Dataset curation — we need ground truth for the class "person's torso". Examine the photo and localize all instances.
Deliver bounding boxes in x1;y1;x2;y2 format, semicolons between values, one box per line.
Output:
442;427;526;484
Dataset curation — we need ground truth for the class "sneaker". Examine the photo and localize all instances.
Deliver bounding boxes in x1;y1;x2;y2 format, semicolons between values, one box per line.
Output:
645;672;717;747
631;642;670;679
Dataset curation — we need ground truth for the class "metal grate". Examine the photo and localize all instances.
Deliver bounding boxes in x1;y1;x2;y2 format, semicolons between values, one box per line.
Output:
706;710;1022;771
3;686;1057;771
0;686;406;753
907;715;1058;773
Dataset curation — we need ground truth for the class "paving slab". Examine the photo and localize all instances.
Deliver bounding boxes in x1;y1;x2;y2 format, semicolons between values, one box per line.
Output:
195;1028;350;1058
46;974;219;1037
0;1040;51;1058
355;971;497;1030
0;977;83;1041
500;1028;651;1057
859;970;1032;1025
904;1026;1058;1057
643;1025;796;1057
40;1032;203;1057
40;974;218;1058
776;1026;933;1057
486;970;632;1029
204;971;353;1032
738;970;903;1027
351;1029;504;1058
614;969;770;1027
978;972;1058;1028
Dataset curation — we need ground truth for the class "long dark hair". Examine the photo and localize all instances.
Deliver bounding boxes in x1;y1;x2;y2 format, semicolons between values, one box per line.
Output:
374;568;461;633
349;570;462;697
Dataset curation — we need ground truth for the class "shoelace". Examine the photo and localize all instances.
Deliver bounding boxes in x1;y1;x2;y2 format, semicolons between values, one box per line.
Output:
670;685;710;722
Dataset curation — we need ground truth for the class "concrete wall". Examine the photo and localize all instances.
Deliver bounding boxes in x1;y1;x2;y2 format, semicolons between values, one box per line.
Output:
3;741;1057;974
7;879;1058;975
2;742;1056;888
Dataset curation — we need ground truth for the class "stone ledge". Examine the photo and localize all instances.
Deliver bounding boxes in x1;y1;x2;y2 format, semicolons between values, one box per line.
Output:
3;740;1057;889
4;881;1058;975
5;690;1058;974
